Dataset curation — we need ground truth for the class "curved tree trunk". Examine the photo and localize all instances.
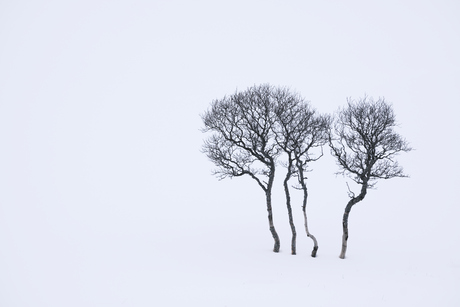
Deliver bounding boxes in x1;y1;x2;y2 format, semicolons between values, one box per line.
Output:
303;205;318;257
339;205;352;259
283;157;297;255
339;181;368;259
266;160;280;253
266;190;280;252
297;161;318;257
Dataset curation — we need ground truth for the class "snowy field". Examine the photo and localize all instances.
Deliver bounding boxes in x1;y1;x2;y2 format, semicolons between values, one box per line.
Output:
1;1;459;306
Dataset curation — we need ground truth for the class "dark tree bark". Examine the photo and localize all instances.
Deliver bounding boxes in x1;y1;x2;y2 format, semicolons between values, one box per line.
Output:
266;159;280;252
283;153;297;255
329;96;411;259
339;181;368;259
266;191;280;252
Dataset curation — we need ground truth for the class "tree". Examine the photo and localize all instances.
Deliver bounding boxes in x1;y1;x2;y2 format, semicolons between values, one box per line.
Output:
328;96;412;259
201;84;281;252
273;89;330;256
292;112;330;257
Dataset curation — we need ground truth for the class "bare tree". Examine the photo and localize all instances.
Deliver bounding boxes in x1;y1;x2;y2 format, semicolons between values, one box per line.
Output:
292;112;330;257
201;84;281;252
273;88;330;256
272;89;302;255
329;96;412;259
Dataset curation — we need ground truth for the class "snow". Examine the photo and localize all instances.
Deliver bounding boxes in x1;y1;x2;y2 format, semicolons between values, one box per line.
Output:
1;0;460;306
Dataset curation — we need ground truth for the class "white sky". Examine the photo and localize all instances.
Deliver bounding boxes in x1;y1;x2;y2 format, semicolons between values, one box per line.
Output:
1;0;459;306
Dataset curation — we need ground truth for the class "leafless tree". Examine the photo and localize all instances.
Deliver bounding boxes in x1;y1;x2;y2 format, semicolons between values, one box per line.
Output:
273;88;330;256
329;96;412;259
201;84;281;252
293;113;330;257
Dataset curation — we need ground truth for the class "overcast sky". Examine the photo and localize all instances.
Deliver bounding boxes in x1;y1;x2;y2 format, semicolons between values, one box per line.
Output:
1;0;459;305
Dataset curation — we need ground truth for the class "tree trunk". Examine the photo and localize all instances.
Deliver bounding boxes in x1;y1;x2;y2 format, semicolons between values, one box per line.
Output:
297;162;318;257
266;190;280;253
266;162;280;253
339;181;368;259
339;207;351;259
303;206;318;257
283;157;297;255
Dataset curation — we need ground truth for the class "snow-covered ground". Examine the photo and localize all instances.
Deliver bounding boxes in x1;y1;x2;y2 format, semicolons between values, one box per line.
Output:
1;153;459;306
1;1;459;306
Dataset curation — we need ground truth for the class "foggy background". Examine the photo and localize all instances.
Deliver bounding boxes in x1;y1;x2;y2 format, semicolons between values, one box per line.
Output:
1;0;459;305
